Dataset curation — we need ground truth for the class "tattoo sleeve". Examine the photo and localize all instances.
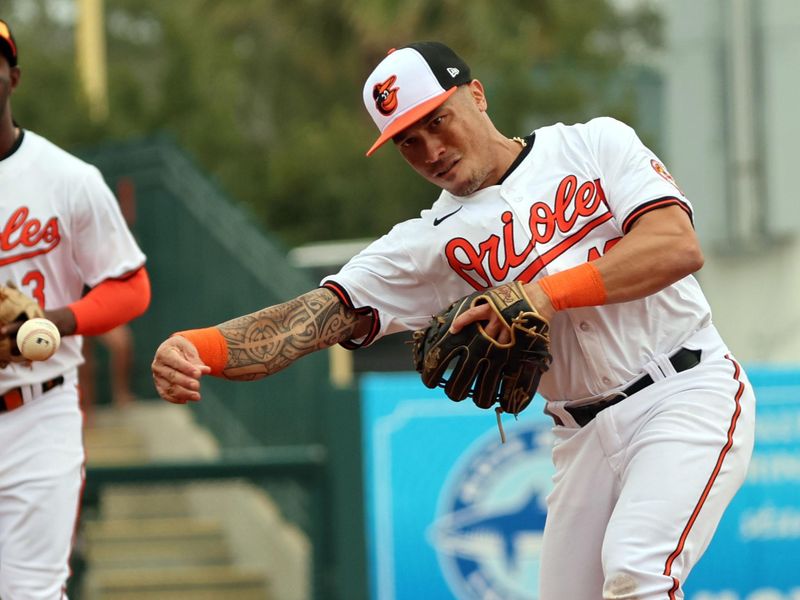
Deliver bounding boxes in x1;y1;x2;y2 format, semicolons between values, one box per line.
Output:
216;288;363;380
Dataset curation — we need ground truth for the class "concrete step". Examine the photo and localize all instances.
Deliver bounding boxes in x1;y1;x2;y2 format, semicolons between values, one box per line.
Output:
85;445;151;466
85;516;224;540
84;425;144;448
84;517;231;569
97;485;192;520
84;425;150;466
84;565;270;600
87;542;230;570
85;402;220;460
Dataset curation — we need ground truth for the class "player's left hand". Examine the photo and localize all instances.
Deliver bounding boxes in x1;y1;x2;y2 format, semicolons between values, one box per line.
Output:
151;336;211;404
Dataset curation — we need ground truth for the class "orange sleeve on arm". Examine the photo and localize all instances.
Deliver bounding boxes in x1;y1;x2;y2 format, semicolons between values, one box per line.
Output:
69;267;151;336
538;262;607;311
172;327;228;377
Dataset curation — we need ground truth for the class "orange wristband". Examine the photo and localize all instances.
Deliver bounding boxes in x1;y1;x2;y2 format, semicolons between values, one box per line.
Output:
173;327;228;377
538;262;607;311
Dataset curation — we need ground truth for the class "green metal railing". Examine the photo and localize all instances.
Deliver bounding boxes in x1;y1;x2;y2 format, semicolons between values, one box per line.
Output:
76;137;367;600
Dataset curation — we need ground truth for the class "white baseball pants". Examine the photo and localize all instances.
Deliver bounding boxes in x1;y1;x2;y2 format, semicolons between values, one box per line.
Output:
0;378;83;600
539;325;756;599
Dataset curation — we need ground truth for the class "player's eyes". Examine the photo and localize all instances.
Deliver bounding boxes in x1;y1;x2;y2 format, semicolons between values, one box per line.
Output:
429;116;444;129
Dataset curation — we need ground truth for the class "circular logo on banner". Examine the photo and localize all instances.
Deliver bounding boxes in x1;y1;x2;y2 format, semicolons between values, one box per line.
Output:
427;422;554;600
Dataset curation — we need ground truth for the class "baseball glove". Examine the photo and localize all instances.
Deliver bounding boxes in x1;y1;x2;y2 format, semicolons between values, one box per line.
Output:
0;284;45;367
411;281;552;416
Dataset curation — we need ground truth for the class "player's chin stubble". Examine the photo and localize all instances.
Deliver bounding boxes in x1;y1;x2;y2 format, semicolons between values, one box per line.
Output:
449;165;493;197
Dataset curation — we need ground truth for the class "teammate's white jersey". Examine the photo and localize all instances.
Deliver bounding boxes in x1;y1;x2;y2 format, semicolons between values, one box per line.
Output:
0;129;146;392
323;117;711;402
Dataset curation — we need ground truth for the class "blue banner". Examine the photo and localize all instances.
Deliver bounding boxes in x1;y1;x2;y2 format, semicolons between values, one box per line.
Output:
361;368;800;600
685;367;800;600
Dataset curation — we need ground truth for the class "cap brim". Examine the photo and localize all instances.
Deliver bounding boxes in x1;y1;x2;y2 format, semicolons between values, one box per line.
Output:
365;86;457;156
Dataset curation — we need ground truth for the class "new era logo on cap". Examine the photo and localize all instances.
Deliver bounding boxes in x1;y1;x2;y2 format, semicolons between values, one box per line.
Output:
363;41;471;156
0;19;17;67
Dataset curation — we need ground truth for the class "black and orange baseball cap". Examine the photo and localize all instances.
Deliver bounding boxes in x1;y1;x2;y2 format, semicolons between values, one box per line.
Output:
363;42;471;156
0;19;17;67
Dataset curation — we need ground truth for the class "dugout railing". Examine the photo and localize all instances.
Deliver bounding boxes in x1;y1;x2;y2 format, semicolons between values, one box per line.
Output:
77;136;367;600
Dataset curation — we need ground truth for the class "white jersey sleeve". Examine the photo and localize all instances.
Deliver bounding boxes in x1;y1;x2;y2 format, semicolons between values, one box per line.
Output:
586;116;692;232
68;164;146;286
321;218;457;347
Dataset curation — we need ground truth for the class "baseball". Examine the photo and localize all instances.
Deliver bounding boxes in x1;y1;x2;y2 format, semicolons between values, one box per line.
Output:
16;318;61;361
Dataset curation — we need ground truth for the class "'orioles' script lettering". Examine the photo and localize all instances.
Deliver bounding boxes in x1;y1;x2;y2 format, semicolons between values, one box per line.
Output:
0;207;61;266
445;176;608;290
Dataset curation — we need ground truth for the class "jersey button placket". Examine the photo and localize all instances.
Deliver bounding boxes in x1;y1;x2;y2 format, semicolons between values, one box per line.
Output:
569;315;612;395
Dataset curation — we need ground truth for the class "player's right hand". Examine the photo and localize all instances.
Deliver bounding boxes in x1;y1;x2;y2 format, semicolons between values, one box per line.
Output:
449;281;555;343
151;335;211;404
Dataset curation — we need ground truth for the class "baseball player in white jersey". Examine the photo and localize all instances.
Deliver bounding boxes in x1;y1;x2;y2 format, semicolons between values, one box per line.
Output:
153;41;755;599
0;20;150;599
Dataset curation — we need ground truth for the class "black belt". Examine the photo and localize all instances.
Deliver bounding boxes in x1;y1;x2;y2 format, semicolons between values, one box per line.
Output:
0;375;65;413
546;348;702;427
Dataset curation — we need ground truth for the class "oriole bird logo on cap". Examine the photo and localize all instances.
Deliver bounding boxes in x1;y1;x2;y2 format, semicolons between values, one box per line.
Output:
373;75;400;116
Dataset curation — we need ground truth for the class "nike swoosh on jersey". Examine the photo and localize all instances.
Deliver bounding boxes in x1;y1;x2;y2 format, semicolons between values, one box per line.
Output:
433;206;463;226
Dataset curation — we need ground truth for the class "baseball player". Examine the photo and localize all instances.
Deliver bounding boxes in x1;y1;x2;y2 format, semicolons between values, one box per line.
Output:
0;20;150;599
153;41;755;598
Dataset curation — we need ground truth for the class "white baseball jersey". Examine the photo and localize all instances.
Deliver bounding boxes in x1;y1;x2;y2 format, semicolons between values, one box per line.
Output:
0;129;146;392
323;117;709;402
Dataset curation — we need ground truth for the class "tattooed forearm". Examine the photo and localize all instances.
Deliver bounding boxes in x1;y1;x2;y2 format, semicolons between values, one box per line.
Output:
216;288;364;380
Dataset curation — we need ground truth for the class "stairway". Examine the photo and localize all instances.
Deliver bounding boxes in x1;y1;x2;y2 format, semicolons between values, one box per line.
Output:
81;501;271;600
78;403;276;600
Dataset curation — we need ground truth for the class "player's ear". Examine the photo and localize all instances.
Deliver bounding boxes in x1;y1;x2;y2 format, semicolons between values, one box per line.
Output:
9;65;20;90
467;79;487;112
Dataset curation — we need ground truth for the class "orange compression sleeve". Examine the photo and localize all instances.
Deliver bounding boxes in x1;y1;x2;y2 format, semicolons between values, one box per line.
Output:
69;266;151;336
537;262;607;311
172;327;228;377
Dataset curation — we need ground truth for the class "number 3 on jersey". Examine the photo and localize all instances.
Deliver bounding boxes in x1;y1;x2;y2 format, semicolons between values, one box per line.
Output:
21;270;46;308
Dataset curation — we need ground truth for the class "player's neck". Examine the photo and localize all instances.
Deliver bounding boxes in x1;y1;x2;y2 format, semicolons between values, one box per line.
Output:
486;134;528;188
0;114;19;159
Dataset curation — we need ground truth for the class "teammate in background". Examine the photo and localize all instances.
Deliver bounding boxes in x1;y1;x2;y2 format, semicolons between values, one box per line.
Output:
80;180;141;417
0;20;150;599
152;42;755;598
80;325;138;416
